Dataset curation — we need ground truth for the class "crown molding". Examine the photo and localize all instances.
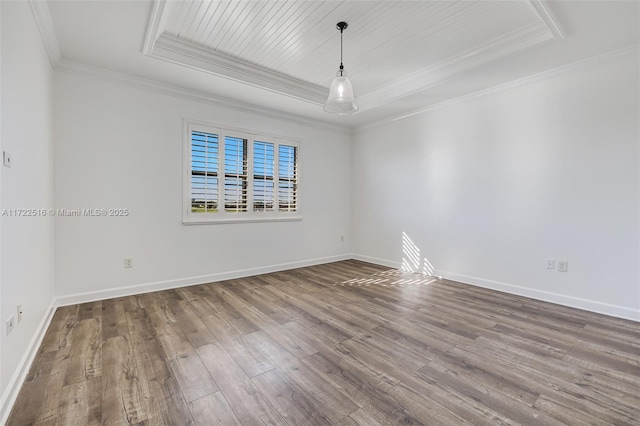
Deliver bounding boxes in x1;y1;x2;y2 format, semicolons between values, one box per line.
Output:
28;0;62;68
28;0;576;131
54;59;349;133
142;0;326;104
142;0;173;55
27;0;343;131
529;0;566;40
358;44;638;131
142;0;565;113
357;22;556;113
150;34;328;104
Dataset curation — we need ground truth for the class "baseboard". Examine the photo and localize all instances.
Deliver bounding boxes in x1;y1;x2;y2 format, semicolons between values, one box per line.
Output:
0;300;57;425
55;254;353;307
435;269;640;322
350;253;402;270
350;253;639;322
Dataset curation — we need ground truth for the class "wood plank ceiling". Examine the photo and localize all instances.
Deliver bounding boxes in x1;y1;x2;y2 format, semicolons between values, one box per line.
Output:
145;1;561;111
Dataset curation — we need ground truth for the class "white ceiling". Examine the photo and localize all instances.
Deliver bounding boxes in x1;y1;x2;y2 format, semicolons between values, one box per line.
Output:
41;0;639;128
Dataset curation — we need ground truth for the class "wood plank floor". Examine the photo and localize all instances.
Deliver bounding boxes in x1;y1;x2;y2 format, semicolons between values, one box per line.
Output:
7;260;640;425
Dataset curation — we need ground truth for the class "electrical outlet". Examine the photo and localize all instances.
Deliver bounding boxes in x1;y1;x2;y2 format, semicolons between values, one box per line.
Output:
6;316;15;335
17;305;23;323
3;151;12;168
545;259;555;270
124;258;133;268
558;260;568;272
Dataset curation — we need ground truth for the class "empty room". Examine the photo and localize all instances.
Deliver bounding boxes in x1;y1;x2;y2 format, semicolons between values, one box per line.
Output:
1;0;639;424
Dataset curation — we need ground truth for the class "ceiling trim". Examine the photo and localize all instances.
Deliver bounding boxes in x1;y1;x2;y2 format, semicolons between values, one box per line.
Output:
27;1;346;133
142;0;565;113
357;22;557;112
142;0;173;55
28;0;576;132
142;0;326;104
54;59;349;134
28;0;62;68
358;44;638;132
529;0;566;40
151;34;328;104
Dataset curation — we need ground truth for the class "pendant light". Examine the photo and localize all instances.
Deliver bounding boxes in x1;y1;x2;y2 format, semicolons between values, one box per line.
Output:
323;22;358;114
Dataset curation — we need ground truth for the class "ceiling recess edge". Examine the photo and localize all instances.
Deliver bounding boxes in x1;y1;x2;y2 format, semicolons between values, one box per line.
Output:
141;0;566;112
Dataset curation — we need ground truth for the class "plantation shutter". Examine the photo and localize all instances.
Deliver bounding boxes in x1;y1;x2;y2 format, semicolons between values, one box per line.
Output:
190;131;218;213
278;144;298;212
253;141;275;211
184;121;300;223
224;135;248;212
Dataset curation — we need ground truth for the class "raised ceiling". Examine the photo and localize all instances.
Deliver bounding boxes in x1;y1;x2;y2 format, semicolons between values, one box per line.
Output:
40;1;640;128
146;0;562;111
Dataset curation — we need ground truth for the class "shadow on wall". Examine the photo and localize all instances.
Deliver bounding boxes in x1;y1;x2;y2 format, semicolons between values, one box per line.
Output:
402;231;435;276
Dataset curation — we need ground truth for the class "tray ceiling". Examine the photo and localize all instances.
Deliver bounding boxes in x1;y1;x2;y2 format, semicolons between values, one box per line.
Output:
144;0;563;112
39;1;639;127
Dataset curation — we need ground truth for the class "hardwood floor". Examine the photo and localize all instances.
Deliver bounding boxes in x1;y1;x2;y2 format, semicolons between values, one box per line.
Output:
7;260;640;425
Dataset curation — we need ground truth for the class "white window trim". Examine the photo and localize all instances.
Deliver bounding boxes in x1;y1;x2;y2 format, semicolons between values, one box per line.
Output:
183;119;302;225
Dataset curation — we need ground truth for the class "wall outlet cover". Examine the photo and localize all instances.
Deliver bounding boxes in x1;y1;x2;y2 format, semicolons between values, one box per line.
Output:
558;261;568;272
6;316;15;335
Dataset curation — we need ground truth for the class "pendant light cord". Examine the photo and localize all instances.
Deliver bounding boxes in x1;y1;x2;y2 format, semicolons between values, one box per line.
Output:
339;26;344;76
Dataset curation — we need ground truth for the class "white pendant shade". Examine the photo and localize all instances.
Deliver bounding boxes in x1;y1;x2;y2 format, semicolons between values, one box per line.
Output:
323;69;358;114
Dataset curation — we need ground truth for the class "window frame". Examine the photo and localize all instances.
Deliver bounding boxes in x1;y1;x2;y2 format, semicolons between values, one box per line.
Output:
183;120;302;224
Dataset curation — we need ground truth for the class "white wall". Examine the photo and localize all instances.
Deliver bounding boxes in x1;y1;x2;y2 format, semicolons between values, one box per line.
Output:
0;0;4;403
54;72;352;300
352;51;640;320
0;0;56;408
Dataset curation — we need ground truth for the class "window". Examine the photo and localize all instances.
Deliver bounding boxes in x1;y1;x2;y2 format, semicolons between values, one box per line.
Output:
184;121;300;224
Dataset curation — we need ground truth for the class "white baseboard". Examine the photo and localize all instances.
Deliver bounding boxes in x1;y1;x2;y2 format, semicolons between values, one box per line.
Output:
0;300;57;425
350;253;639;322
434;269;640;322
77;252;629;322
351;253;402;270
55;254;352;307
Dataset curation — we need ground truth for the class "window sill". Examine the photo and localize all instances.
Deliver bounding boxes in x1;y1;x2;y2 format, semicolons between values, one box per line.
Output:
183;216;303;225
